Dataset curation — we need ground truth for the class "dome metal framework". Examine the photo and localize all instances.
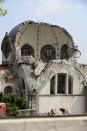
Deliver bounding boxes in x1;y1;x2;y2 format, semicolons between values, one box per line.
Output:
67;48;81;58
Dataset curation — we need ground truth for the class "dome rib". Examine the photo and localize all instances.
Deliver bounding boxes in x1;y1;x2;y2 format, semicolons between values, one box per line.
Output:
8;20;74;47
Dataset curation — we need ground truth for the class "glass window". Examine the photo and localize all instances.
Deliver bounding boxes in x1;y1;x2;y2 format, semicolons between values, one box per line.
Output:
21;44;34;56
60;44;69;60
40;45;56;62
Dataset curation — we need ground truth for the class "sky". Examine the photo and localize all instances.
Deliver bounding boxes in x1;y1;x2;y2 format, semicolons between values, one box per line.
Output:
0;0;87;64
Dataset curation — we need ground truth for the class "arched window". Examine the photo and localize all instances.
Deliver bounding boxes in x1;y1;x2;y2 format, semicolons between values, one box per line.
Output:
60;44;69;60
4;86;13;95
57;73;66;94
68;76;73;94
50;75;55;94
40;45;56;62
21;79;26;96
22;79;25;89
21;44;34;57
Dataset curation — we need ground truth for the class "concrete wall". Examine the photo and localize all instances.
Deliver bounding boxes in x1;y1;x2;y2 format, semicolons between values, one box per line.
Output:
39;95;85;114
0;117;87;131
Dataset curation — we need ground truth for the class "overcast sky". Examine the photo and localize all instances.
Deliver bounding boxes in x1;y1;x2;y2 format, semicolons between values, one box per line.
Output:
0;0;87;64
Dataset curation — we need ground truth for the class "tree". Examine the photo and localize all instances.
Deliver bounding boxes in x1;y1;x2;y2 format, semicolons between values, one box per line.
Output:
0;0;7;16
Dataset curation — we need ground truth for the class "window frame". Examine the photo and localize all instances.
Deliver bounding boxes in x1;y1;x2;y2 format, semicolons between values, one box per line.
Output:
21;44;34;57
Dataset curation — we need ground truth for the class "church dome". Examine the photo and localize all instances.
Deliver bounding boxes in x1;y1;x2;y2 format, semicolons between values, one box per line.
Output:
3;20;75;62
9;25;20;42
9;20;74;46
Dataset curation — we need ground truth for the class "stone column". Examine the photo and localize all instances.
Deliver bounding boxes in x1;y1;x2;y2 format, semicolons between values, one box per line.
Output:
31;90;39;116
65;74;68;94
55;74;58;94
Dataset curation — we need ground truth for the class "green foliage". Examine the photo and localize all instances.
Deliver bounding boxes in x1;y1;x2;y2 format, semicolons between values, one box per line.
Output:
7;105;19;116
8;94;16;105
0;0;4;3
3;95;10;103
0;0;7;16
0;93;27;117
0;8;7;16
16;97;27;109
2;94;16;106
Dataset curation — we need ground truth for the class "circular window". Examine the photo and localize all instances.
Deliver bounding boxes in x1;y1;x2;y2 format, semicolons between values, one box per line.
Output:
60;44;69;60
21;44;34;57
4;86;13;95
40;45;56;62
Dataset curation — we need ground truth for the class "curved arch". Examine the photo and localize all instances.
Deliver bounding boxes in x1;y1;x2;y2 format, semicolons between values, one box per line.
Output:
21;44;34;57
68;75;73;94
4;86;13;95
40;45;56;62
60;44;69;60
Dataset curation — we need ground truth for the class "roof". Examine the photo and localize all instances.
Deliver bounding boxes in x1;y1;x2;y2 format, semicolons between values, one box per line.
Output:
8;20;74;44
9;25;20;42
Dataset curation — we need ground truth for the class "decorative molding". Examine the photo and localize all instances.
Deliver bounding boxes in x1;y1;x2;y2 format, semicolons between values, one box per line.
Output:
48;26;59;59
36;25;40;60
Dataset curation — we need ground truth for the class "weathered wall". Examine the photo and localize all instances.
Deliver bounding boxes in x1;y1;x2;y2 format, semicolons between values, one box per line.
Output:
17;62;86;115
39;95;85;114
0;117;87;131
39;63;85;95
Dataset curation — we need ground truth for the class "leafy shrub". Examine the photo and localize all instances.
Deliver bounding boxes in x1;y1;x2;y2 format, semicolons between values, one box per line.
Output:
6;105;19;116
16;97;27;109
3;95;10;103
0;93;27;117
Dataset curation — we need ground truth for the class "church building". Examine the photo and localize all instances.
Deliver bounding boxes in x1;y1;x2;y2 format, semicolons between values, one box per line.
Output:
0;20;87;115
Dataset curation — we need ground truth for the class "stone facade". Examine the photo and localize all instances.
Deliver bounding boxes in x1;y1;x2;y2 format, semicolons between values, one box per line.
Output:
0;20;87;115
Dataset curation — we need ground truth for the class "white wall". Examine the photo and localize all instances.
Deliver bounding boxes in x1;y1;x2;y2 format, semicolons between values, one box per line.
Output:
39;95;85;115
